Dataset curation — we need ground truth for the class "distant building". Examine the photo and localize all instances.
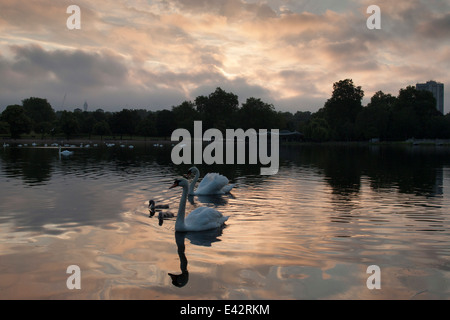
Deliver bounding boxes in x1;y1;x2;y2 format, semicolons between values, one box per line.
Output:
83;101;89;112
416;81;444;114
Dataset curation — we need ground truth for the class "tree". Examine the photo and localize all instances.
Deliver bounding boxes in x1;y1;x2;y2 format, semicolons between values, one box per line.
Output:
195;87;239;131
110;109;140;139
355;91;394;141
22;97;56;131
92;109;108;122
239;97;279;130
75;112;96;138
0;105;32;138
172;101;200;134
59;111;79;139
368;91;396;109
136;113;157;139
304;116;331;142
34;121;53;139
293;111;312;132
0;121;10;135
390;86;439;139
155;109;177;137
92;120;111;140
323;79;364;140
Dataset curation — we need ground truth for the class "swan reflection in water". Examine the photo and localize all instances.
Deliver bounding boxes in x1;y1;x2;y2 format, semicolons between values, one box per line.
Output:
168;227;225;288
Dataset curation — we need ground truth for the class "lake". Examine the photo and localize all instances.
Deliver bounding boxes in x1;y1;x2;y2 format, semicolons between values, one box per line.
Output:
0;142;449;299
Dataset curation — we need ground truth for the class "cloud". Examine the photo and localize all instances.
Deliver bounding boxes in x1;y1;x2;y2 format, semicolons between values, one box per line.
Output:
0;44;187;110
0;0;449;114
417;12;450;39
172;0;277;20
10;45;128;87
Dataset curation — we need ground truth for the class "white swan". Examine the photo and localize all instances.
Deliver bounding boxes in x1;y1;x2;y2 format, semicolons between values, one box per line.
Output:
169;178;228;232
186;167;234;195
58;146;73;156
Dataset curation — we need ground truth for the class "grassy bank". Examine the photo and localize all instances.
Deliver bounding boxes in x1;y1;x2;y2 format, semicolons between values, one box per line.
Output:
3;133;450;147
1;134;175;145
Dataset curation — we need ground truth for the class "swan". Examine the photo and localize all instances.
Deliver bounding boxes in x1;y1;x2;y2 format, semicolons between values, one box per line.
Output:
58;146;73;156
169;178;229;232
186;167;234;195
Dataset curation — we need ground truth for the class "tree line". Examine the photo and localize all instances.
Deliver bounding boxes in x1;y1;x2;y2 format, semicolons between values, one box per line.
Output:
1;80;449;142
306;79;450;141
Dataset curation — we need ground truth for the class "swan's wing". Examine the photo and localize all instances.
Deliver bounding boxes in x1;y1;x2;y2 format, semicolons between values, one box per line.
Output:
221;183;235;193
196;173;230;195
186;206;222;222
185;207;228;231
197;173;222;189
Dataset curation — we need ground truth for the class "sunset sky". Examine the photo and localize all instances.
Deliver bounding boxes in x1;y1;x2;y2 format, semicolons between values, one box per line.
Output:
0;0;449;113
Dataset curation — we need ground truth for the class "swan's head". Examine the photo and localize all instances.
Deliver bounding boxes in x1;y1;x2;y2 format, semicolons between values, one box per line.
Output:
185;166;199;178
158;213;164;226
169;178;189;189
168;271;189;288
148;200;156;217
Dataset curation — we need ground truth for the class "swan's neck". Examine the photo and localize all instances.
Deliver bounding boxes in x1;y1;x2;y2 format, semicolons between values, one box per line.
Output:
176;184;188;230
188;170;200;195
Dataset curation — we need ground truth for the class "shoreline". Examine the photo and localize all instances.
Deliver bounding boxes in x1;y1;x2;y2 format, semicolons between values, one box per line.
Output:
1;137;174;146
3;137;450;147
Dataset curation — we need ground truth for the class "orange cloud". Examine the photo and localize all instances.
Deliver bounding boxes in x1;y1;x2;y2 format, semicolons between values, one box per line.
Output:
0;0;449;113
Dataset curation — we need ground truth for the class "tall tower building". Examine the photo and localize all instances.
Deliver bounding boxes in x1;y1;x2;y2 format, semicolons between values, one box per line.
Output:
416;81;444;114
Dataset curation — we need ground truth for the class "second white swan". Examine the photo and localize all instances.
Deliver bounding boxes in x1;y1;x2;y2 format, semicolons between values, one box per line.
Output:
169;178;229;232
186;167;234;195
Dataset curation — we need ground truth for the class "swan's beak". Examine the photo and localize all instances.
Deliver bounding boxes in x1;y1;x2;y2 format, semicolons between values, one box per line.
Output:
169;182;178;189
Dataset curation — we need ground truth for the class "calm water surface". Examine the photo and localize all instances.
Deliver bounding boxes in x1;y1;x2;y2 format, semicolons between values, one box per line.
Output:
0;143;449;299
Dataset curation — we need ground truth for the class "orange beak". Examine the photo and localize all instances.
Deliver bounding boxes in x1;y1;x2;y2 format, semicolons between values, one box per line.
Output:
169;181;179;189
